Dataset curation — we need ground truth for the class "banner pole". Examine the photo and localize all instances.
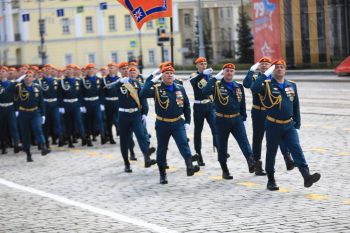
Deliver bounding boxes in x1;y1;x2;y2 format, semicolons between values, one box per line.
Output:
170;17;174;64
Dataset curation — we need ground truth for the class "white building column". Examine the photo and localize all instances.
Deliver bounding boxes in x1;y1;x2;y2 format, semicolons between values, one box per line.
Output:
96;7;105;36
173;2;179;32
75;14;83;37
4;0;14;42
0;10;5;42
19;12;29;41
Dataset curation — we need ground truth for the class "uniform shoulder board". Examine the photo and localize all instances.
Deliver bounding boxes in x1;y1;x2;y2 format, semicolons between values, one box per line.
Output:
16;82;22;87
253;74;258;80
288;80;296;84
264;79;271;83
154;83;161;88
190;73;197;78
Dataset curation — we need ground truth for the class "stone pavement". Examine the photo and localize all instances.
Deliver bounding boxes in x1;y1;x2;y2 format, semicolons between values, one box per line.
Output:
0;78;349;233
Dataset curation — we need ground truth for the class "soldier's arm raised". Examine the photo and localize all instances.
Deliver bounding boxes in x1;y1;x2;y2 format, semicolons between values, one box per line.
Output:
202;77;216;96
139;77;156;99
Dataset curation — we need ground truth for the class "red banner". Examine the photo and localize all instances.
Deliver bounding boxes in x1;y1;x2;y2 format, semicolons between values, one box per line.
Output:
116;0;172;30
252;0;281;62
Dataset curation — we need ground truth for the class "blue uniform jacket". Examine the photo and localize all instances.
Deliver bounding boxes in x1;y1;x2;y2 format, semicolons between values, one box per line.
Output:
0;80;17;107
58;77;83;106
39;77;60;107
202;78;247;121
189;72;212;101
140;77;191;124
251;75;301;129
15;82;45;116
81;75;104;105
102;75;119;99
114;79;148;115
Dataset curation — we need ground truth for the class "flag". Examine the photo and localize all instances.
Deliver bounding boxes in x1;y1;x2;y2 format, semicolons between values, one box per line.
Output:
116;0;172;30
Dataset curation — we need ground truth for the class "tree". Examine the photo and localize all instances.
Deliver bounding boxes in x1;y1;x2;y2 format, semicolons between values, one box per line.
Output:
236;10;254;63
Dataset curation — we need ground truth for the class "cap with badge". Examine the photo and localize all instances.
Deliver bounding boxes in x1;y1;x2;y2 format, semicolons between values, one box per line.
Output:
223;63;235;70
195;57;207;64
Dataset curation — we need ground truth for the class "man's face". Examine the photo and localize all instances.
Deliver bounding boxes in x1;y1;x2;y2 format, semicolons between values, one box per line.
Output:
129;70;138;79
196;62;207;72
74;69;82;77
162;71;174;85
8;70;17;80
120;67;129;77
24;74;35;85
223;68;235;82
87;67;97;76
259;62;271;73
66;68;75;77
19;67;28;75
101;69;108;77
109;66;118;75
0;69;8;80
273;64;286;79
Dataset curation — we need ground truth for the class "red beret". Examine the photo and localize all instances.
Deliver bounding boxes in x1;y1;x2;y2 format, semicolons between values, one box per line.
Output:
128;61;138;67
259;57;272;63
223;63;235;70
100;66;108;71
9;67;17;72
25;70;34;75
66;64;77;69
31;66;39;71
159;61;173;69
272;59;286;67
118;61;129;69
108;62;118;67
161;66;175;73
128;67;137;72
85;63;97;69
195;57;207;64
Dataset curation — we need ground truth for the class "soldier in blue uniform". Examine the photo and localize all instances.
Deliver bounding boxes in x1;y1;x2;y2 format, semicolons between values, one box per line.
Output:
15;70;50;162
102;62;120;144
189;57;218;166
202;63;256;180
129;61;145;87
251;59;321;190
243;57;294;176
40;64;64;148
140;65;200;184
0;66;21;154
81;63;106;146
113;66;156;172
59;64;87;147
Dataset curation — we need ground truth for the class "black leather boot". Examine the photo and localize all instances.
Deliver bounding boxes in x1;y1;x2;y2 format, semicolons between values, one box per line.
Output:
68;137;74;148
247;156;256;173
148;147;156;156
25;149;33;162
191;154;200;162
220;162;233;179
87;137;93;147
197;153;205;166
298;166;321;188
158;165;168;184
1;142;7;154
267;173;279;191
283;153;295;171
14;141;21;153
255;160;266;176
129;148;137;161
124;164;132;173
58;137;65;147
41;143;51;156
144;153;157;168
101;134;107;145
185;158;200;176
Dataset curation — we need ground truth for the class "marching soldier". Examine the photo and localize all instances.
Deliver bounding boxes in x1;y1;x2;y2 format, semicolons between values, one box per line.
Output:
0;66;21;154
202;63;256;180
15;70;50;162
102;62;120;144
129;61;145;87
251;59;320;190
189;57;218;166
40;64;64;148
8;67;18;81
114;66;156;172
81;63;107;146
59;64;86;148
140;65;200;184
243;57;294;176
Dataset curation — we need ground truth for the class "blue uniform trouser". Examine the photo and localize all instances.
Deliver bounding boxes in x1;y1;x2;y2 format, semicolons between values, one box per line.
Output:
216;116;253;163
44;103;63;139
0;107;19;143
84;101;105;136
105;101;119;137
265;121;308;173
193;103;218;154
63;103;85;137
155;119;192;167
251;109;289;161
18;111;45;150
118;112;149;165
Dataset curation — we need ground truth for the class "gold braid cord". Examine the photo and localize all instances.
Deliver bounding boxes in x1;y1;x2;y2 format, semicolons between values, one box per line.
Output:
155;85;169;110
258;81;282;109
214;81;229;106
15;84;29;101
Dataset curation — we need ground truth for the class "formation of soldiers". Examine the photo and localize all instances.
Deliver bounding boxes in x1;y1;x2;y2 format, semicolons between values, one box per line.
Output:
0;57;321;190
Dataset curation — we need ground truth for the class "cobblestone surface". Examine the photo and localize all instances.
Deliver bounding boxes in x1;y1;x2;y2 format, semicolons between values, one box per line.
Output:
0;78;349;232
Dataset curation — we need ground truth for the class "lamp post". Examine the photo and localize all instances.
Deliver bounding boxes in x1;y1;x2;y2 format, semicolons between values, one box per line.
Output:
197;0;205;57
38;0;46;65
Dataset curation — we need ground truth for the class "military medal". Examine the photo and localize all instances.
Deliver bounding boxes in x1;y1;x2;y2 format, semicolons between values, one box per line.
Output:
175;90;184;107
236;88;242;102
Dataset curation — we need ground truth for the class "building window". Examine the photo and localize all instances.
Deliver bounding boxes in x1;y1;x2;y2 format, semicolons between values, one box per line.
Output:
108;15;116;31
61;18;70;34
148;50;155;65
127;51;135;61
88;53;96;64
125;15;132;31
64;54;72;65
164;49;169;61
220;8;224;18
184;13;191;26
85;16;93;33
146;21;153;29
110;52;118;63
227;8;231;17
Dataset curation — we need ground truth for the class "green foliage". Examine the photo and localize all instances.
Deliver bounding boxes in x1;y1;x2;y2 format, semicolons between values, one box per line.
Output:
236;10;254;63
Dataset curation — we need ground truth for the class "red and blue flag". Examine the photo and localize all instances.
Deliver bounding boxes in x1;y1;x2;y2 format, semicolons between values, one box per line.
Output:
116;0;172;29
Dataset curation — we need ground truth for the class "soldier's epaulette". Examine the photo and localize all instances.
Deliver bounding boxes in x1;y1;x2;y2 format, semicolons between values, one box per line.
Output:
16;82;22;87
190;73;197;78
154;83;161;87
288;80;296;84
264;79;271;82
253;74;258;79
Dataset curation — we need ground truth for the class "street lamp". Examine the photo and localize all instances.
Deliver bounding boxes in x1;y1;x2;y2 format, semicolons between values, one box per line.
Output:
197;0;206;58
38;0;46;65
